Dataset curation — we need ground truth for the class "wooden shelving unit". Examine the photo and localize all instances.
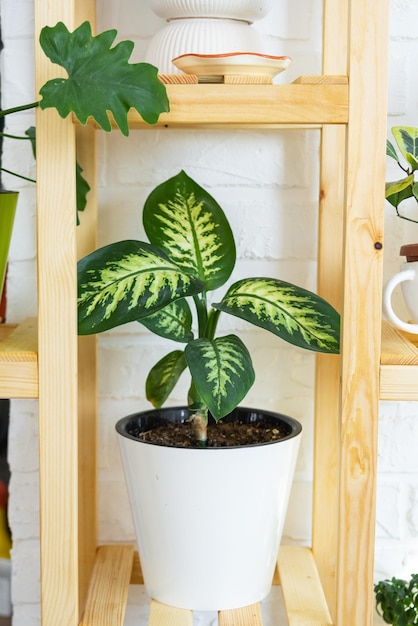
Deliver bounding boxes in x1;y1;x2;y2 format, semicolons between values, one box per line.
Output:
0;0;393;623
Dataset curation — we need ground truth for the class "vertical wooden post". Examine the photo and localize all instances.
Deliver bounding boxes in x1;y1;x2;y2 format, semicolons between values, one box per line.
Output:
34;2;79;625
313;0;348;619
74;0;98;610
336;0;389;623
35;1;97;622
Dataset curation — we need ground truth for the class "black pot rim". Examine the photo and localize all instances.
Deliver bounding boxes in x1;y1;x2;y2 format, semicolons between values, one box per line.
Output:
115;405;302;450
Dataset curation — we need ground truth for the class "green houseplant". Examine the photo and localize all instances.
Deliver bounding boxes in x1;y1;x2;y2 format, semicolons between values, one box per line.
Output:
386;126;418;224
77;170;340;443
383;127;418;333
77;169;340;610
375;574;418;625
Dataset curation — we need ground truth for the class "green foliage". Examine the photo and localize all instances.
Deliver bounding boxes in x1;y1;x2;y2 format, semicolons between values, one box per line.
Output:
143;170;236;290
386;127;418;223
39;21;169;135
77;240;204;334
0;21;168;222
375;575;418;625
78;171;340;434
214;277;340;354
185;335;255;419
146;351;187;408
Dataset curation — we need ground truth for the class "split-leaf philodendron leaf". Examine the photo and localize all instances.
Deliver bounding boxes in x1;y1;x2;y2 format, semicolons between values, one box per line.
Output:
39;21;169;135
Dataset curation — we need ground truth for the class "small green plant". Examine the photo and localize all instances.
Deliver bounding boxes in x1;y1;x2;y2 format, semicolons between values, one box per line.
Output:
375;574;418;625
77;170;340;444
386;126;418;224
0;21;169;220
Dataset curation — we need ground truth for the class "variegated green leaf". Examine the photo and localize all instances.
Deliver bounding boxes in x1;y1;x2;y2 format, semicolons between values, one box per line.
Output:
213;278;340;354
78;240;204;335
386;139;399;162
138;299;194;342
143;170;236;291
392;127;418;167
185;335;255;421
146;350;187;408
386;175;414;208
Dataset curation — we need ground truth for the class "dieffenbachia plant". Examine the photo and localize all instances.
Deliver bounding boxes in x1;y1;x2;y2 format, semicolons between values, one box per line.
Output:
78;171;340;444
386;126;418;224
0;21;169;221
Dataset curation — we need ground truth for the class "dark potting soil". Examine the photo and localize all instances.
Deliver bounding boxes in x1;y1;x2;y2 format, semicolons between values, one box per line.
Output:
130;419;291;448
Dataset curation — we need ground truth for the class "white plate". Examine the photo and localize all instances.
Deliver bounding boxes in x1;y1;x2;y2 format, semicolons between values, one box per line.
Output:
172;52;292;82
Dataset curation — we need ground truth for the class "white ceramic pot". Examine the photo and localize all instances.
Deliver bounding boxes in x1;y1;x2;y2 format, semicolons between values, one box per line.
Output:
145;18;266;74
148;0;274;23
116;406;302;611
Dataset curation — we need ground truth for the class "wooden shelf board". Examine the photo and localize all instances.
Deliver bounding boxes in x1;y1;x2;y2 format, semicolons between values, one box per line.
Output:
380;321;418;400
0;318;38;398
82;78;348;130
81;544;331;625
277;546;333;625
79;544;135;626
381;321;418;365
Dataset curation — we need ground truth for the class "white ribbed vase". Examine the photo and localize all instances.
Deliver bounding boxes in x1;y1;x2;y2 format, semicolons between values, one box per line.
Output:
148;0;274;22
146;0;274;74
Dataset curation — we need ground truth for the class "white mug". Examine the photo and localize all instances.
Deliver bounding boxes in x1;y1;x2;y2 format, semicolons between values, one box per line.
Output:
383;245;418;334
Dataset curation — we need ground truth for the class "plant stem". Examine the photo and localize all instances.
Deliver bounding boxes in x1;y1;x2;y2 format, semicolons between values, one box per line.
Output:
205;309;221;341
0;102;39;118
187;380;209;446
0;168;36;184
395;207;418;224
0;132;33;141
193;293;208;337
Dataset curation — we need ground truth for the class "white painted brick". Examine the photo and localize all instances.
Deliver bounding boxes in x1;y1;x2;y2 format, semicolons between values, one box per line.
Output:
378;408;418;472
376;481;402;539
283;481;312;544
10;539;40;605
11;603;41;626
0;0;34;40
98;480;135;543
390;0;418;39
405;483;418;539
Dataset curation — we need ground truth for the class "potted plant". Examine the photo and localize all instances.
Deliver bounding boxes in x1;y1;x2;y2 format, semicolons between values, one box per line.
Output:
383;127;418;332
77;169;340;610
375;574;418;625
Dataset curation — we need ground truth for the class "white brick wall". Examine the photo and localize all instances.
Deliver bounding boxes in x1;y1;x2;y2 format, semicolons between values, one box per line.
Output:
0;0;417;623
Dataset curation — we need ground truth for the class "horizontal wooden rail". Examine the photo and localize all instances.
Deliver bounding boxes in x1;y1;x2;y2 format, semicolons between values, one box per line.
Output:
81;77;349;130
